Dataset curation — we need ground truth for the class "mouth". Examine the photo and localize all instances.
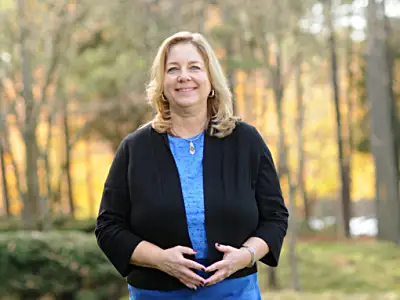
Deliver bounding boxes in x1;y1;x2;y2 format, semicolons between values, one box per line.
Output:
175;87;197;93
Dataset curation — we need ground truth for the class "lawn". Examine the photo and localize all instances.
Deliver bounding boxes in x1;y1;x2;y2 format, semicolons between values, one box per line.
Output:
261;291;400;299
121;239;400;299
258;239;400;293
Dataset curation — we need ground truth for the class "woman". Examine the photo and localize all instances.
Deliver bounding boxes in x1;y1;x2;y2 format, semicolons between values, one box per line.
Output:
95;31;289;299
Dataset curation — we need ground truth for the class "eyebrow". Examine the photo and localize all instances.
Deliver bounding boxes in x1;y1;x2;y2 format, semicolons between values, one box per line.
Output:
166;60;203;66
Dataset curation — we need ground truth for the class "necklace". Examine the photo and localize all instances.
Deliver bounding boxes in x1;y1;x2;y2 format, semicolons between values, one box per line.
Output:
171;128;204;155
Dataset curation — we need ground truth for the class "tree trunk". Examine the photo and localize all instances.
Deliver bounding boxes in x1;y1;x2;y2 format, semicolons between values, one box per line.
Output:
85;138;95;218
44;113;54;215
326;0;351;238
295;52;310;224
19;0;40;229
267;267;279;290
0;84;11;216
275;71;300;291
273;38;300;291
2;127;24;206
287;182;300;290
0;141;10;216
224;36;236;115
382;0;400;184
219;4;237;115
62;94;75;217
367;0;400;244
345;1;355;234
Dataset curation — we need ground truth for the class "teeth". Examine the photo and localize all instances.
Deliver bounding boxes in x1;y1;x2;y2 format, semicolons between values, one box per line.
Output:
178;88;194;92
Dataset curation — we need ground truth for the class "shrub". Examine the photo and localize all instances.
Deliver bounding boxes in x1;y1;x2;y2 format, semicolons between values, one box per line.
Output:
0;231;127;299
52;217;96;233
0;217;96;233
0;217;21;232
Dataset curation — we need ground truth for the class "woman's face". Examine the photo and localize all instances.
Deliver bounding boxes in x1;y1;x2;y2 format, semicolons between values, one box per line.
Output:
163;42;211;112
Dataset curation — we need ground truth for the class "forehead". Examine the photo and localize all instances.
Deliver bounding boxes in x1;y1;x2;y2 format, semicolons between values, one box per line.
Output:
166;42;205;64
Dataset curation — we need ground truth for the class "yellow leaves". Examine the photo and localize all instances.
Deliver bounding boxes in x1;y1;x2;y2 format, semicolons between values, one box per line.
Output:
236;68;375;202
71;140;112;219
205;5;222;32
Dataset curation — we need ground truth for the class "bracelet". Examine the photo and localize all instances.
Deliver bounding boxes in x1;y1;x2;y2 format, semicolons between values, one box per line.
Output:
241;245;256;268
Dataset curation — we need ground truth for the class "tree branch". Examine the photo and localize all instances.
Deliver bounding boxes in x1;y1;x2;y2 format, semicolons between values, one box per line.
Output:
28;2;90;130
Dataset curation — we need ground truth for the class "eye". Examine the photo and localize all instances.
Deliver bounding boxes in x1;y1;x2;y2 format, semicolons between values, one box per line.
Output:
167;67;178;73
190;65;201;70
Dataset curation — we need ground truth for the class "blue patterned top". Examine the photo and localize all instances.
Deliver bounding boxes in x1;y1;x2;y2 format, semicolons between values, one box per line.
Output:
128;131;261;299
168;131;208;259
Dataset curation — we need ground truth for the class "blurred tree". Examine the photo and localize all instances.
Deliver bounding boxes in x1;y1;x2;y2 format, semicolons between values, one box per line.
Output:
325;0;352;238
292;50;305;291
0;77;11;216
17;0;41;229
344;1;355;235
383;4;400;185
354;12;400;181
208;0;327;290
84;137;95;218
0;0;102;225
366;0;400;243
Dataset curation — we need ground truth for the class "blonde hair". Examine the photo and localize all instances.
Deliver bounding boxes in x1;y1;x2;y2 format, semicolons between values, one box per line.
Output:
146;31;239;138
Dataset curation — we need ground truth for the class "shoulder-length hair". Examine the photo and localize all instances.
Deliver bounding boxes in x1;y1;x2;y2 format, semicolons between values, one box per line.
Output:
146;31;239;138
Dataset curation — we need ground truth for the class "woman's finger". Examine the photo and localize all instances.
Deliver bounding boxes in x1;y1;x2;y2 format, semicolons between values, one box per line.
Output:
181;268;205;285
186;283;198;290
183;258;206;271
215;243;235;253
204;260;227;273
204;269;228;286
178;276;197;290
176;246;197;256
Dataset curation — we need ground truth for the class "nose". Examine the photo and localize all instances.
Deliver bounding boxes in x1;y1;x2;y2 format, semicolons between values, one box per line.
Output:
177;70;191;83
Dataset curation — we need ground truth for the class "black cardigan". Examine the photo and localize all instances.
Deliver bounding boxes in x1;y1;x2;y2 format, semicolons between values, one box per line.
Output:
95;121;289;291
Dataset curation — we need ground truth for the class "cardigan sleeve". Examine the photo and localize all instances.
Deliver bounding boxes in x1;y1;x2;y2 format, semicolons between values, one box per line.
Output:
95;139;143;277
251;127;289;267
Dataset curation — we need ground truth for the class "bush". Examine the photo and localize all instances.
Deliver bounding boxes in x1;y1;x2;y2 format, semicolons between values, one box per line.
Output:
0;231;127;299
0;217;96;233
0;217;21;232
52;217;96;233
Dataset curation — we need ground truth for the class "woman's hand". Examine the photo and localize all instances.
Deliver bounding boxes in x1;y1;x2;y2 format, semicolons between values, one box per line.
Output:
156;246;206;290
203;243;251;287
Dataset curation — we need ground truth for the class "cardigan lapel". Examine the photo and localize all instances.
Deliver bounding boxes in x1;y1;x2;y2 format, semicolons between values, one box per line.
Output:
203;132;223;204
150;128;193;248
203;132;226;262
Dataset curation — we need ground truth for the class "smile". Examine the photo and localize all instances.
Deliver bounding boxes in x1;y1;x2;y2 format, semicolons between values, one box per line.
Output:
175;87;197;92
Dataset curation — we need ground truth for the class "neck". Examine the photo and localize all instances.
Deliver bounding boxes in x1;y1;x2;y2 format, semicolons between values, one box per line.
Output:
170;108;208;139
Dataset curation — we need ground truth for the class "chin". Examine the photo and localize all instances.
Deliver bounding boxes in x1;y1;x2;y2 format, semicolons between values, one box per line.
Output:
175;98;201;108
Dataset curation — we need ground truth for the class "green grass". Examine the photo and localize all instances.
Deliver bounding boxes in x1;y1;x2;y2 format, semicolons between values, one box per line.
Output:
258;239;400;293
120;240;400;299
261;291;400;299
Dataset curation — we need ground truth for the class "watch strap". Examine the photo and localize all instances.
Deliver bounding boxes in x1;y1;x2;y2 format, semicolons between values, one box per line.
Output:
241;245;256;268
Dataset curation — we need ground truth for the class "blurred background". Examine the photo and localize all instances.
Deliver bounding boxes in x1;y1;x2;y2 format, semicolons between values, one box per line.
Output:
0;0;399;299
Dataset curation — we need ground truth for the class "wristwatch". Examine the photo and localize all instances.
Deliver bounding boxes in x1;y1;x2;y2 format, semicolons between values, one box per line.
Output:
241;245;256;268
